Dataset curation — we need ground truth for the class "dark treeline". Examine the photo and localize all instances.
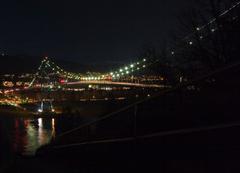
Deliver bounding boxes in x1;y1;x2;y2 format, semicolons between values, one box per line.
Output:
141;0;240;84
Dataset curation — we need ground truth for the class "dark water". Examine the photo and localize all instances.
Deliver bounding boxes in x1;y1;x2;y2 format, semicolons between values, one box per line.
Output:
0;117;56;156
0;100;127;167
0;112;96;160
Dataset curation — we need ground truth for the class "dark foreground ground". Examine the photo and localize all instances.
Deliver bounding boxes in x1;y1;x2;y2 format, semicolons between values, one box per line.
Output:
7;123;240;173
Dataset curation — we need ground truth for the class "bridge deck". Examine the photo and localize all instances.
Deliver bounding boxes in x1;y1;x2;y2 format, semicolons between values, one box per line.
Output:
66;80;166;88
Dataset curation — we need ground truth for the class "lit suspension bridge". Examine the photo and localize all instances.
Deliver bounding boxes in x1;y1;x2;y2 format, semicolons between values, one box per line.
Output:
29;57;157;88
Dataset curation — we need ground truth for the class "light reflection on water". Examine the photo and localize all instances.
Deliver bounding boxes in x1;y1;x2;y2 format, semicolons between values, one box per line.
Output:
13;117;56;155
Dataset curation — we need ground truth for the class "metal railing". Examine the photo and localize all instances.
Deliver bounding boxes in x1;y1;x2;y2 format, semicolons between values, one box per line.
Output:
46;61;240;151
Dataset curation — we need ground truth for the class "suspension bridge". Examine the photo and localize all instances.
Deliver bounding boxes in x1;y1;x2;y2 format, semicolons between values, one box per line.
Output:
29;57;162;89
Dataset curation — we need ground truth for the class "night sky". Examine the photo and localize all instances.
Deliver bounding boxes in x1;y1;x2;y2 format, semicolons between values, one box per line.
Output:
0;0;192;64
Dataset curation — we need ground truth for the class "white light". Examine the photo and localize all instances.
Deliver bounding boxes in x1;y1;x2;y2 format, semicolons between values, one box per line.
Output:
171;51;175;55
38;118;43;127
51;109;55;112
130;64;134;68
119;69;123;72
117;74;120;77
110;72;113;75
52;118;55;128
196;27;200;31
211;28;215;32
189;41;193;45
143;65;146;68
126;71;129;74
143;59;146;62
38;109;43;113
125;67;128;70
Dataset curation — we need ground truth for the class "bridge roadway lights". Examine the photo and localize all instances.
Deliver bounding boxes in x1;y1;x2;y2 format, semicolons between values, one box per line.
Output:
66;80;165;88
37;108;55;114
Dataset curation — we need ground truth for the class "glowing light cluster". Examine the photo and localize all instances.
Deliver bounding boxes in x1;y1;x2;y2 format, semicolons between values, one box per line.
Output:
109;58;148;79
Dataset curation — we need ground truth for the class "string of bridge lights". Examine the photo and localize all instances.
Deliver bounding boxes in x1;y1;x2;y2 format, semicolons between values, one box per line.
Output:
34;57;149;81
43;58;83;80
29;59;46;87
30;0;239;85
109;58;148;79
169;0;240;56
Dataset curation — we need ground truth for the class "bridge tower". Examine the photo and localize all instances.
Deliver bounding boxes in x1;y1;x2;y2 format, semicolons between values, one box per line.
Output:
30;57;57;114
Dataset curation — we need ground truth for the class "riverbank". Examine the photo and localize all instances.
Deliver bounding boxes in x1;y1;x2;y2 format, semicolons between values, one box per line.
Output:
0;105;32;116
0;99;134;118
